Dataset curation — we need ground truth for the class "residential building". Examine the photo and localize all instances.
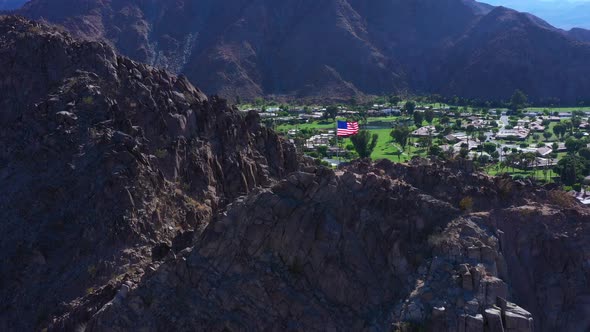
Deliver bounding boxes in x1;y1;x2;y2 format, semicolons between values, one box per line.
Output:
412;126;437;137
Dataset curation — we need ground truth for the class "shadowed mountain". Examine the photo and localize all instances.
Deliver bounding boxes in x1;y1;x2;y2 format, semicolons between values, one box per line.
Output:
569;27;590;43
483;0;590;30
0;15;297;331
438;6;590;103
19;0;590;103
2;15;590;332
81;159;590;332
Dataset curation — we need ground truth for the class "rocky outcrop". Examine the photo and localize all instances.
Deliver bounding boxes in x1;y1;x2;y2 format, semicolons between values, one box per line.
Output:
0;16;297;331
83;160;590;332
1;15;590;332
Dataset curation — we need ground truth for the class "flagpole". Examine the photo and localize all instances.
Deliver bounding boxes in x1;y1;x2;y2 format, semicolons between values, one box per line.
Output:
339;136;342;164
336;119;339;165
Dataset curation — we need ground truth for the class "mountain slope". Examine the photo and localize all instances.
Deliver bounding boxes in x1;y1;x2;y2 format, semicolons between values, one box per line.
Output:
87;160;590;332
2;16;590;332
439;6;590;103
569;27;590;43
484;0;590;30
19;0;590;103
0;16;297;331
21;0;405;100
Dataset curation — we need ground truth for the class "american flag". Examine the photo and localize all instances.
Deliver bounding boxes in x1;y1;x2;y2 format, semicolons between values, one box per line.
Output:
337;120;359;137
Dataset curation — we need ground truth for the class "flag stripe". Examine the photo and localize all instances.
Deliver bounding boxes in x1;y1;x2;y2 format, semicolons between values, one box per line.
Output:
337;121;359;137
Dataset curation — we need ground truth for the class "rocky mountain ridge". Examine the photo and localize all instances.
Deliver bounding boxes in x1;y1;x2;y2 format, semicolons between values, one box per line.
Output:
568;27;590;43
0;15;297;331
17;0;590;103
83;159;590;331
1;15;590;332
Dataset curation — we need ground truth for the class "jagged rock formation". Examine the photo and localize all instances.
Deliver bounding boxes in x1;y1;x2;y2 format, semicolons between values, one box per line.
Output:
18;0;590;103
82;160;590;332
2;14;590;332
0;16;297;331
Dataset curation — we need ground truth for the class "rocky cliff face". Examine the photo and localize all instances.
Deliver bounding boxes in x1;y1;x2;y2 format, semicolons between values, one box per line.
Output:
18;0;590;103
0;16;297;331
78;160;590;332
2;15;590;332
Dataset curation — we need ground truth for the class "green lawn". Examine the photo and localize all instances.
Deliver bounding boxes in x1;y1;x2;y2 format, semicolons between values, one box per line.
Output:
277;119;338;132
526;107;590;112
254;103;589;185
336;130;426;162
354;128;410;161
277;116;402;133
485;165;558;181
278;117;424;162
339;119;415;162
276;116;575;182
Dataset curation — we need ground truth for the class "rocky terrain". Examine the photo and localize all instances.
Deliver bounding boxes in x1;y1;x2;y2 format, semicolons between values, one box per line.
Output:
0;16;297;331
17;0;590;103
81;159;590;332
2;15;590;332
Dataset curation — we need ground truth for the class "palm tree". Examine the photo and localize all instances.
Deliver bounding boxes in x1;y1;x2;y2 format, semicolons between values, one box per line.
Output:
532;155;540;178
502;146;510;163
477;132;487;157
548;155;555;181
427;127;435;148
505;153;516;172
522;152;536;175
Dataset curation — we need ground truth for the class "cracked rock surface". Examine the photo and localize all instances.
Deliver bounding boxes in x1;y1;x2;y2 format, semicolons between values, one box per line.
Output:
1;16;590;332
0;16;297;331
88;160;590;332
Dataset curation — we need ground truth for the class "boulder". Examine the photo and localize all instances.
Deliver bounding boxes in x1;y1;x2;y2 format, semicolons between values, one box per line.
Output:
504;311;532;331
483;277;508;306
463;271;474;291
484;307;504;332
465;314;484;332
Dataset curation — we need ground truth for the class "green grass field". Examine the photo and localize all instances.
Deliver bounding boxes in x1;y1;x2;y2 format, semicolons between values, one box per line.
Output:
278;117;426;162
276;115;573;181
526;107;590;112
341;128;421;162
485;165;558;181
277;120;337;132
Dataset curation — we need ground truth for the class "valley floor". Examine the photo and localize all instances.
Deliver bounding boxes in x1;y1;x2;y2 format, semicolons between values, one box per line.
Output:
272;108;589;186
